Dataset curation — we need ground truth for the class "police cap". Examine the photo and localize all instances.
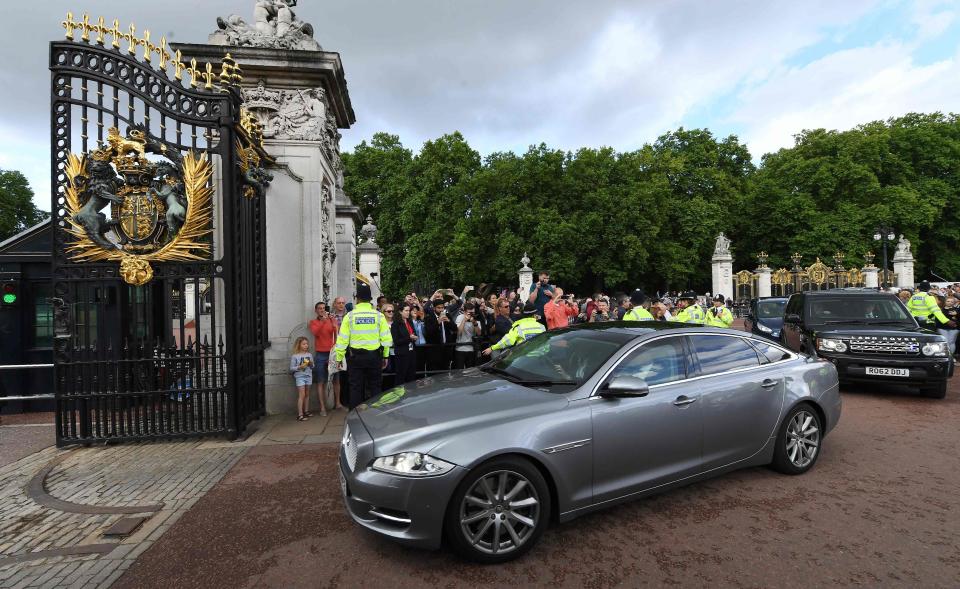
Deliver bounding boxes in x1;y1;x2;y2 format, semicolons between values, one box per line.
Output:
917;280;931;291
629;289;647;305
522;301;537;315
680;290;697;300
356;282;372;301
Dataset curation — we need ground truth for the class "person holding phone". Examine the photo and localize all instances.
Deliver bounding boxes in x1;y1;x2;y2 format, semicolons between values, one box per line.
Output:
528;271;555;325
454;302;480;369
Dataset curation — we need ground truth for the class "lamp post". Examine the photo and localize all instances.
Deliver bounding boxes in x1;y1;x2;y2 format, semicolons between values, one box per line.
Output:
873;226;896;290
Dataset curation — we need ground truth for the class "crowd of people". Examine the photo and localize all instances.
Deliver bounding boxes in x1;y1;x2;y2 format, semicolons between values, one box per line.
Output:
900;281;960;356
289;271;739;418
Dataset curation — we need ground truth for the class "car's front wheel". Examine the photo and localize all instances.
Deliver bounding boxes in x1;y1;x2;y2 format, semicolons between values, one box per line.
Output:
444;456;550;563
771;403;823;475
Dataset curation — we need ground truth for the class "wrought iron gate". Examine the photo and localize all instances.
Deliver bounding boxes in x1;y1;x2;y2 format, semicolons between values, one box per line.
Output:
50;14;270;445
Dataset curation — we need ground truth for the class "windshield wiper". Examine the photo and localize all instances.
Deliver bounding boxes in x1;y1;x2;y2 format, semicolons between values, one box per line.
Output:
510;379;578;387
480;365;520;382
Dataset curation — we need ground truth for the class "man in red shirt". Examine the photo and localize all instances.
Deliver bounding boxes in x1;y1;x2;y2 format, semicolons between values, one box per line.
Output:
543;288;577;330
308;301;339;413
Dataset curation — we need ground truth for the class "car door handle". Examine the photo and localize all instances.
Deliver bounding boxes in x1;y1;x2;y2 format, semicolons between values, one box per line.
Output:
673;395;697;407
761;379;779;388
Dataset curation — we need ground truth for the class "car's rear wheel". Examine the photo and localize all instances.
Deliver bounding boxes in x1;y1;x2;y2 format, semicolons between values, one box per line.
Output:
444;456;550;563
921;380;947;399
771;403;822;475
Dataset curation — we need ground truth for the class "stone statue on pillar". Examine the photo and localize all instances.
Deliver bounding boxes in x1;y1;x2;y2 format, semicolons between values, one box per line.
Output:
892;234;915;288
211;0;320;51
358;216;382;301
518;253;534;300
711;233;733;300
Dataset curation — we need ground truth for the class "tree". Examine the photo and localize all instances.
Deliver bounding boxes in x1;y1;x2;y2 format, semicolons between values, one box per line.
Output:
0;170;44;241
341;133;414;296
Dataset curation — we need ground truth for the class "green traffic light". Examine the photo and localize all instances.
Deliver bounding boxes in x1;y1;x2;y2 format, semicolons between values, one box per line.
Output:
2;293;15;304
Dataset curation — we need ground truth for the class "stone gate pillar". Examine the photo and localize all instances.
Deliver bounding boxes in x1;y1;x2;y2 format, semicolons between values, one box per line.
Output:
892;235;915;288
174;2;359;415
711;233;733;300
756;267;772;298
518;253;533;300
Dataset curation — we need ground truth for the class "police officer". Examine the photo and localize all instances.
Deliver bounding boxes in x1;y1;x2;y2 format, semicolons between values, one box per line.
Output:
906;281;953;328
623;289;654;321
674;291;705;324
481;302;545;356
704;294;734;328
334;283;393;409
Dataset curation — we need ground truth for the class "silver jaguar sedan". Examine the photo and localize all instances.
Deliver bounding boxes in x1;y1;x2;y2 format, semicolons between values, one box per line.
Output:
338;322;841;563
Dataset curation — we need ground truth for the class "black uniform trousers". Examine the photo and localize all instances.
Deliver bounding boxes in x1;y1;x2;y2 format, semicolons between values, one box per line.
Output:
347;348;382;409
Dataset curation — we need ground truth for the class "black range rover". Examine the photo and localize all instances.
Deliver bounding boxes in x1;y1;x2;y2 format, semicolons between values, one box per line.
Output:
780;289;953;398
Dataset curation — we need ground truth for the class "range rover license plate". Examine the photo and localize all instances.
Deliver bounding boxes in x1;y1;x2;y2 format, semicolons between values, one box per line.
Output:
865;367;909;377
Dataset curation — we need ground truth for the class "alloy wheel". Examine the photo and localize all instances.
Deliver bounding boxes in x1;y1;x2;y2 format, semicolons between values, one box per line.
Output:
459;469;540;555
785;410;820;468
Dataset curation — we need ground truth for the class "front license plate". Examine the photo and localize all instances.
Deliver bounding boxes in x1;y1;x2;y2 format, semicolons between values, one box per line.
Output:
865;366;910;377
338;466;348;497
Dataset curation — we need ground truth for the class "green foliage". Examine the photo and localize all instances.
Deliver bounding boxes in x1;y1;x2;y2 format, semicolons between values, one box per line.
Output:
0;170;44;242
344;112;960;298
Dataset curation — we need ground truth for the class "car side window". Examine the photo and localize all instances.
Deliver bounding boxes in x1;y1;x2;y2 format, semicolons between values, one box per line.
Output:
690;335;761;376
609;337;687;386
751;340;792;364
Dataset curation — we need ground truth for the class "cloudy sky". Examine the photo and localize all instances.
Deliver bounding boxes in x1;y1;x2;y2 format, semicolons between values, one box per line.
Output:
1;0;958;212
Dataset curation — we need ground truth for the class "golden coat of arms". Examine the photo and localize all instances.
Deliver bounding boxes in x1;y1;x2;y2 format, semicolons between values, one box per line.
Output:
63;126;212;285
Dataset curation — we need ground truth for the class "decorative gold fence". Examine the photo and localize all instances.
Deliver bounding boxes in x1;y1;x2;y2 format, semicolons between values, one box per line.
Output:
734;252;894;301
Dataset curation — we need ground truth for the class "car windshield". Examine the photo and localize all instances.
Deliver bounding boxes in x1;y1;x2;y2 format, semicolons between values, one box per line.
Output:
483;328;633;390
757;300;786;319
807;297;913;324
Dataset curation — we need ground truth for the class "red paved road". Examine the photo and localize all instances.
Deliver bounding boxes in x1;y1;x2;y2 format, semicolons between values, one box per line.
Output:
115;376;960;588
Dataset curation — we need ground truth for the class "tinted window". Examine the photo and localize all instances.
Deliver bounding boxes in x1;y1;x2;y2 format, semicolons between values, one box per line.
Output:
751;341;792;364
806;297;912;323
610;337;687;386
691;335;760;376
785;295;803;316
756;300;786;319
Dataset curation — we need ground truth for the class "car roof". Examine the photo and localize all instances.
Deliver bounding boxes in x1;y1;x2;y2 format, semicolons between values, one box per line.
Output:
798;288;896;297
752;297;788;302
560;321;756;338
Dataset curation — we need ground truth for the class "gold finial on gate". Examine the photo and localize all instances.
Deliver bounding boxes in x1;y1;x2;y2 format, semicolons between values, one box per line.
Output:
62;12;80;40
158;37;168;69
187;58;201;89
126;23;137;55
94;16;105;45
172;50;185;81
202;62;215;90
109;19;122;49
141;29;152;62
80;14;91;42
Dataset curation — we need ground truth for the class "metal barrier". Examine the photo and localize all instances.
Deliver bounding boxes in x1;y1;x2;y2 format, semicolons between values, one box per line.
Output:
0;364;55;402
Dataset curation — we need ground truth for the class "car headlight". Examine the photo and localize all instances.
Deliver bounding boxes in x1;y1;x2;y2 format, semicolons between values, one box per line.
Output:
371;452;455;477
817;338;847;353
757;324;773;334
922;342;948;357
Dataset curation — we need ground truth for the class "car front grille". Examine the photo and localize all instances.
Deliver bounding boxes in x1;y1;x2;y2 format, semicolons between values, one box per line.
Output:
342;425;358;472
848;336;920;355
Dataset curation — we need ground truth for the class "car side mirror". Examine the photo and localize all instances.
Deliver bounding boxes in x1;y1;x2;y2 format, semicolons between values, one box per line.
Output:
784;313;801;324
601;376;650;398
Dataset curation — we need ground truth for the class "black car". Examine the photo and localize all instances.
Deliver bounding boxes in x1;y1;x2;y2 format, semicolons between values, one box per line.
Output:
744;297;788;341
780;289;953;398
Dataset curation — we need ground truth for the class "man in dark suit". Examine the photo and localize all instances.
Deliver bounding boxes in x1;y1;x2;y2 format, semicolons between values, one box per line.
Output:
424;298;456;373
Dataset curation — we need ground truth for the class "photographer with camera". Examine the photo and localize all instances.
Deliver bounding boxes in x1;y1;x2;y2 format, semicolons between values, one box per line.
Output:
454;302;480;369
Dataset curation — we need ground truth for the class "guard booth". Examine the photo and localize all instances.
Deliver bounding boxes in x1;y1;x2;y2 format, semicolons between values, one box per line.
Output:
50;14;273;446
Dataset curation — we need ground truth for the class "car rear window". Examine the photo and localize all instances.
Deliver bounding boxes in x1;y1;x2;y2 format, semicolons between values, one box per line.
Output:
690;335;760;376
